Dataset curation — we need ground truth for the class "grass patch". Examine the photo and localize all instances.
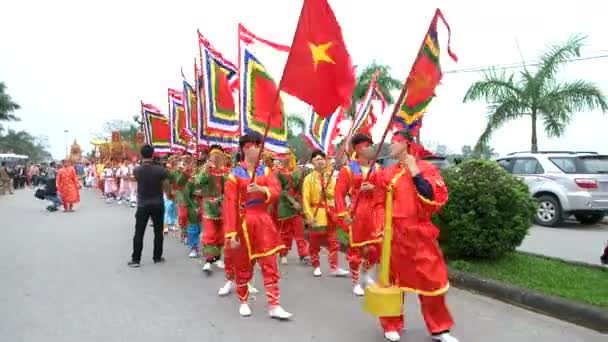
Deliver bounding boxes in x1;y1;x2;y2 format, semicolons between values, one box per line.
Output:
448;252;608;309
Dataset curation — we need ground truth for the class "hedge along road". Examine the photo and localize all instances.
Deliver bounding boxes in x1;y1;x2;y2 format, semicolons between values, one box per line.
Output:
0;189;606;342
519;222;608;266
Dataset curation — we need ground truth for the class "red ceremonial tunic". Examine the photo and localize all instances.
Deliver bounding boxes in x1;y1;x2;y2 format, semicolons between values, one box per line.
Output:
223;163;284;260
335;160;383;247
378;160;449;296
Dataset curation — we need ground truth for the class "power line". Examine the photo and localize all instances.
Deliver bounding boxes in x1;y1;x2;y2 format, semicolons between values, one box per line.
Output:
443;53;608;74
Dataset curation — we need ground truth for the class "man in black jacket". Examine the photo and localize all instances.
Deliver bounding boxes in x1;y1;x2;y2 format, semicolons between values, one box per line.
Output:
128;145;170;267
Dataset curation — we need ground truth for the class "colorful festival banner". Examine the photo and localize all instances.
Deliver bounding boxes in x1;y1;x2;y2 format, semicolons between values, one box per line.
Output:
183;80;199;136
305;106;343;156
238;25;289;154
200;46;239;134
168;91;188;151
392;9;457;133
142;109;171;154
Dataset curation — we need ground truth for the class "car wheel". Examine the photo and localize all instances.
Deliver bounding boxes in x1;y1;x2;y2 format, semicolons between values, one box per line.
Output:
534;195;562;227
574;212;605;225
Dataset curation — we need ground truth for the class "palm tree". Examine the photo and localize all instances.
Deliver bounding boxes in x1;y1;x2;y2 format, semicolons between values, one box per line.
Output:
0;82;21;126
285;113;310;161
464;35;608;153
349;62;402;117
286;113;306;139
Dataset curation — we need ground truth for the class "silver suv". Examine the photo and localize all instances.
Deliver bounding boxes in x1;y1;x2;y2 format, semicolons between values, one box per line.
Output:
496;151;608;227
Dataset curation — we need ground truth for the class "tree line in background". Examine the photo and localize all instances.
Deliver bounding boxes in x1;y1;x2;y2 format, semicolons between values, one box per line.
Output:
0;82;53;162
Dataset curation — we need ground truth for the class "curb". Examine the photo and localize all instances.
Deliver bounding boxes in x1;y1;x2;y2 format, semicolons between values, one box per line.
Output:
448;269;608;333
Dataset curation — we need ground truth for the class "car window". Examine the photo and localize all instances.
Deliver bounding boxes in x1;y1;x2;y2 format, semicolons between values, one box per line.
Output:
497;159;511;171
512;158;544;174
549;157;578;173
579;156;608;174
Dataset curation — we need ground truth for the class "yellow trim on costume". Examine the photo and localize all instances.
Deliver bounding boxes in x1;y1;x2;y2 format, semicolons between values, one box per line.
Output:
242;219;285;260
417;193;445;206
227;174;237;183
225;232;237;239
249;245;286;260
400;282;450;296
262;186;271;203
350;238;383;248
336;211;349;217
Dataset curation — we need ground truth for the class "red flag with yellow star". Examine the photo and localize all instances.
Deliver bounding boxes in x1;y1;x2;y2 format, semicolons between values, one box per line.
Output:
279;0;356;118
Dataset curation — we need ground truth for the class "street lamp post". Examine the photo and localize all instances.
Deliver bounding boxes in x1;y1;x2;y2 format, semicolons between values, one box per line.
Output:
64;129;69;158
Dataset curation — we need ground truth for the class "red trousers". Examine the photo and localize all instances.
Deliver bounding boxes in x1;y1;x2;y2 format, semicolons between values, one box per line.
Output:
177;205;188;228
201;218;224;260
347;243;380;285
309;228;339;270
222;246;235;281
278;216;309;258
232;244;280;307
379;294;454;334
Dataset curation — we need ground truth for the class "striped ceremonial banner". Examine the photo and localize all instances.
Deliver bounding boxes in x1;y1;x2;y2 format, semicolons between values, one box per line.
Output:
142;109;171;154
305;107;343;155
238;24;290;155
168;88;188;151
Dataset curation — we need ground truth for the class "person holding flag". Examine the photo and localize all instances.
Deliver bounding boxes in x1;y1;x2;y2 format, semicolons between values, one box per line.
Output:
222;132;292;320
376;130;458;342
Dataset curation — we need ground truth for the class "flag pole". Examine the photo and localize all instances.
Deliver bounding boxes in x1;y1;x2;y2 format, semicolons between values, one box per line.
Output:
197;30;211;149
334;70;380;166
350;9;449;216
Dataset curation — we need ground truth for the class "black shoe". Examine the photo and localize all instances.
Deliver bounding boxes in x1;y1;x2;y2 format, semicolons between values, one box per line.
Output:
127;260;141;268
153;257;166;264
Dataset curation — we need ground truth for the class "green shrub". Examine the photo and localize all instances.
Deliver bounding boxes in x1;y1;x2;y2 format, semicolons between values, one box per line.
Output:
433;159;536;260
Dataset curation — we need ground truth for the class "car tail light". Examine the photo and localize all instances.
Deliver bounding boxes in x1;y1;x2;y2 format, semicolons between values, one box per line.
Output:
575;178;598;189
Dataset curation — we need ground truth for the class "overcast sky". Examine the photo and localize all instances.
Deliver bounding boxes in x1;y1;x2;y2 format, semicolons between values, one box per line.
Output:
1;0;607;159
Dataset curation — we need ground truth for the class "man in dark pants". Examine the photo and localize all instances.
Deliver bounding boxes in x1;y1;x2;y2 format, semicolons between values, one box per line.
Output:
128;145;170;268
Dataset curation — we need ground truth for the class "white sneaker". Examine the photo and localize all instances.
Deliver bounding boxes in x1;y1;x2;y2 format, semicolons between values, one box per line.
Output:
268;305;292;320
214;259;225;269
202;262;212;272
432;333;459;342
384;331;401;341
280;256;288;265
117;200;122;205
331;268;350;277
313;267;322;277
218;280;233;296
248;283;259;294
353;284;365;296
189;250;198;258
239;303;252;317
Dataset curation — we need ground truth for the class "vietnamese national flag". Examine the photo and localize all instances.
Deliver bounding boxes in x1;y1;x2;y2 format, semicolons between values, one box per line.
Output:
279;0;356;118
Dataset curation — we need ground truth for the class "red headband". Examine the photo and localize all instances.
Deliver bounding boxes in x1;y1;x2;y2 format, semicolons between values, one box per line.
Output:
391;134;410;143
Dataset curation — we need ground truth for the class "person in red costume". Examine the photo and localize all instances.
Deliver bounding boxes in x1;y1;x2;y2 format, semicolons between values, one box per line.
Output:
378;130;458;342
335;133;383;296
222;131;292;320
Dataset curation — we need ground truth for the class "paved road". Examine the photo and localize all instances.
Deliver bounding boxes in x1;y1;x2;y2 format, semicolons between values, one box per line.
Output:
1;189;605;342
519;223;608;266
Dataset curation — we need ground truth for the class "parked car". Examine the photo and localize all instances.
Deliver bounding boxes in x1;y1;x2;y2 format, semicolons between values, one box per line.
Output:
495;151;608;227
